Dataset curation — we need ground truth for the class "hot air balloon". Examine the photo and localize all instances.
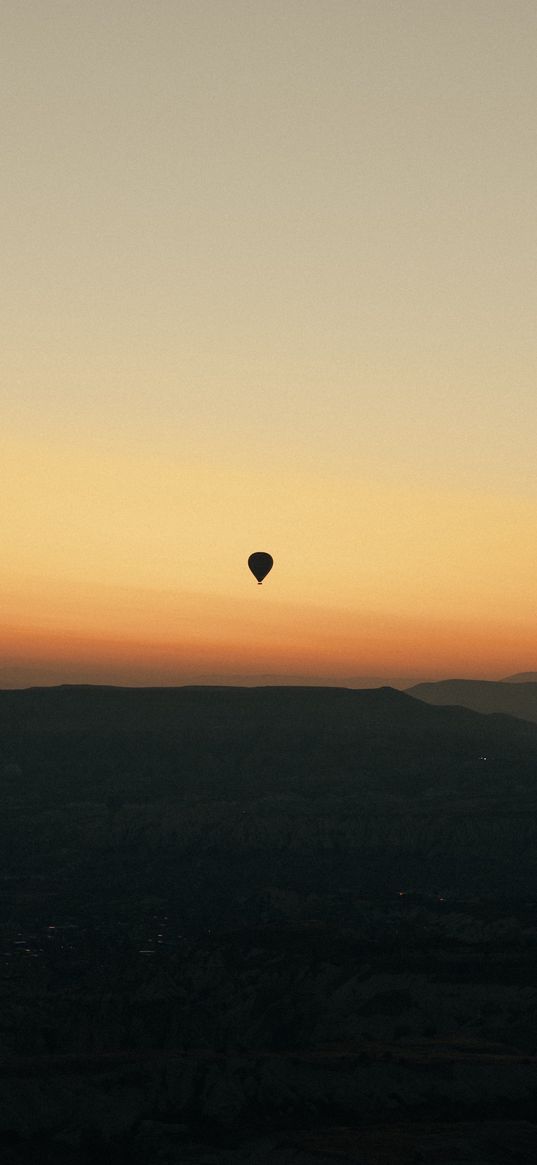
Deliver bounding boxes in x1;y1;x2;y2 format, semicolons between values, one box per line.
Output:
248;552;273;584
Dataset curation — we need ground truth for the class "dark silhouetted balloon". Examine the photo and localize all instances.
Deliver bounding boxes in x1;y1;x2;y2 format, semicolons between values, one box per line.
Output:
248;551;273;584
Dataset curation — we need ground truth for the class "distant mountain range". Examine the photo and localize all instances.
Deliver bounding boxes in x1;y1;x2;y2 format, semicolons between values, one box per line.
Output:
5;669;536;691
180;673;422;689
408;678;537;725
0;670;421;690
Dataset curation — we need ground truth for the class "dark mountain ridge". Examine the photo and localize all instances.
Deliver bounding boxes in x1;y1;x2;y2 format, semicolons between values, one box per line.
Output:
2;683;537;809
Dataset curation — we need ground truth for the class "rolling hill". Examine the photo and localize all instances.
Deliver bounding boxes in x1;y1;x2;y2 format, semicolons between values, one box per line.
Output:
408;678;537;725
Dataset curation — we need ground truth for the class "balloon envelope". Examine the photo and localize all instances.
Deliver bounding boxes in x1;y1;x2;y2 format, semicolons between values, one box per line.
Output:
248;551;273;584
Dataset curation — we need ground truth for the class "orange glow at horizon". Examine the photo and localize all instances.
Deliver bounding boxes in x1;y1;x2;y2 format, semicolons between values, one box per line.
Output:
2;435;537;686
2;569;537;688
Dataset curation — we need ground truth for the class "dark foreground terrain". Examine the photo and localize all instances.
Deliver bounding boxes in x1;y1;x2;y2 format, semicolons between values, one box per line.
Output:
1;684;537;1162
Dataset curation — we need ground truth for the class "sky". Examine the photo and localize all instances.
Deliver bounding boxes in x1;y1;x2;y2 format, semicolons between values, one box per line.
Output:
2;0;537;686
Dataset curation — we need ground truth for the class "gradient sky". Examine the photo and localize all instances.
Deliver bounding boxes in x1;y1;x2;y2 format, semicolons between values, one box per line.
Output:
2;0;537;686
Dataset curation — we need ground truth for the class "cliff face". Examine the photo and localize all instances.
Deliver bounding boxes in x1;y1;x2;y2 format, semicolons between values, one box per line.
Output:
2;686;537;1161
